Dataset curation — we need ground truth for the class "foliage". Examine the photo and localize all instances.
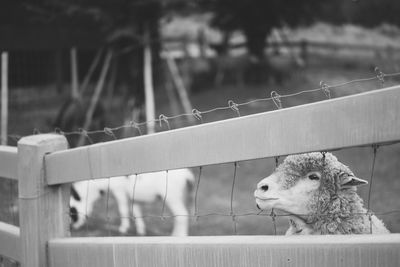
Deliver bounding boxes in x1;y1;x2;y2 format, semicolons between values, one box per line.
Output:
16;0;163;108
16;0;162;43
211;0;329;59
347;0;400;27
210;0;400;59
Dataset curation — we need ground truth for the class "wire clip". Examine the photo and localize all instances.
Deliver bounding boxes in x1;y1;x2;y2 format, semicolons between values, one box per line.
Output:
104;127;117;139
271;91;282;109
54;128;65;136
159;114;171;130
374;67;385;86
192;109;203;121
79;128;93;144
320;81;331;99
228;100;241;117
129;120;142;135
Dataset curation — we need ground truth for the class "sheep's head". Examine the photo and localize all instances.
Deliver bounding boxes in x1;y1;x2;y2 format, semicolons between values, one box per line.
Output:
254;152;368;223
70;181;104;230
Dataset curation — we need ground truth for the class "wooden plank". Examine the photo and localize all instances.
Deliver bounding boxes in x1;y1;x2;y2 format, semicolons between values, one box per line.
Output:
0;222;20;262
18;134;70;267
48;234;400;267
0;146;17;180
45;85;400;185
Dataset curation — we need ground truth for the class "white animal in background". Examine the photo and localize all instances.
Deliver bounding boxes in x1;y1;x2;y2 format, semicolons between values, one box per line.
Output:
70;168;195;236
254;152;389;235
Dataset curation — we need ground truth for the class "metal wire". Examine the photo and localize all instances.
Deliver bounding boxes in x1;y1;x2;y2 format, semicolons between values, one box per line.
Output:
8;70;400;143
230;162;238;234
68;209;400;223
161;170;169;221
131;174;138;224
85;180;90;233
62;139;400;236
7;69;396;235
367;145;379;234
193;166;202;221
105;178;112;236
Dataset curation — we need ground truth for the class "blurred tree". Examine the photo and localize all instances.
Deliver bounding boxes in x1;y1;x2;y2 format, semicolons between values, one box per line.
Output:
20;0;162;90
17;0;163;136
211;0;330;60
346;0;400;27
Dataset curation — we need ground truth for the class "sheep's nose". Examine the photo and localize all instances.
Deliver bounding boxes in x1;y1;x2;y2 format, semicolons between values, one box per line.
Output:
258;183;269;192
70;207;78;223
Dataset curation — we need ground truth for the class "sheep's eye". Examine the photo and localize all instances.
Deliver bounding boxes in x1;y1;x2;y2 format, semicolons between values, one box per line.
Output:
308;173;320;180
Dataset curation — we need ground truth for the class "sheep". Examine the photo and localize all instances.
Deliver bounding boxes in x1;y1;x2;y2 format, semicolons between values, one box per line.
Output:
254;152;390;235
70;168;195;236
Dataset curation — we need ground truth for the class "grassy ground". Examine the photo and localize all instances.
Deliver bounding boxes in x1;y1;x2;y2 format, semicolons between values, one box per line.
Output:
1;52;400;237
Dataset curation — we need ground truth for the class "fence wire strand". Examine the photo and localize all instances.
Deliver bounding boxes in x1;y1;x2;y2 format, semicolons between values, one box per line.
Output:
131;173;138;224
367;145;379;234
106;178;112;236
60;69;400;235
193;166;202;221
161;170;169;221
66;140;400;236
230;162;238;235
3;69;400;236
68;209;400;225
7;70;400;143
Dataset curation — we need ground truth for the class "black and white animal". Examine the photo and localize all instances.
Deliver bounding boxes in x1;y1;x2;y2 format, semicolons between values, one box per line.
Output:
70;168;195;236
254;152;389;235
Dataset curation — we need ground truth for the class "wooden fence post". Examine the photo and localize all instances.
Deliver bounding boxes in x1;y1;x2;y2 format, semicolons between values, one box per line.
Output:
144;29;156;134
1;52;8;146
70;47;80;100
18;134;70;267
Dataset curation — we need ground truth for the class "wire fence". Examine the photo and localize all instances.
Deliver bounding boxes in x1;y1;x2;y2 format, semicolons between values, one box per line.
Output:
67;142;400;236
58;70;400;236
1;69;400;238
7;67;400;144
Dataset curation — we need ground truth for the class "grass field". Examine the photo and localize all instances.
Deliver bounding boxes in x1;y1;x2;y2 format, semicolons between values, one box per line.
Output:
1;52;400;237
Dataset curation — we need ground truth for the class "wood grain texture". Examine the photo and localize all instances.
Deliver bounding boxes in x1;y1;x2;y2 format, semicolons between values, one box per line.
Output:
0;222;20;262
18;134;70;267
0;146;17;180
48;234;400;267
45;85;400;185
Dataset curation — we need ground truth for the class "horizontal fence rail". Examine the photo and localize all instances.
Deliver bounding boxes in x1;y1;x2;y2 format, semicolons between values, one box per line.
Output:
0;221;20;262
45;85;400;185
0;146;17;180
48;235;400;267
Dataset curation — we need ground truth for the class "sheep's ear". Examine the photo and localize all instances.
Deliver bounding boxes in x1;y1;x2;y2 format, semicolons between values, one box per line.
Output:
340;175;368;188
70;186;81;201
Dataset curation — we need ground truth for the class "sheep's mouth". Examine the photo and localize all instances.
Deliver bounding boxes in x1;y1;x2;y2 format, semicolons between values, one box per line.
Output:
255;197;279;201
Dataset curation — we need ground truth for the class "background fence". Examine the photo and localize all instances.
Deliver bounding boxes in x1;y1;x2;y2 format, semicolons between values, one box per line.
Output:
0;83;400;266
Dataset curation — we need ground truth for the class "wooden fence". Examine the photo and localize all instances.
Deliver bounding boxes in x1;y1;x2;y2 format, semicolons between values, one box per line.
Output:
1;85;400;266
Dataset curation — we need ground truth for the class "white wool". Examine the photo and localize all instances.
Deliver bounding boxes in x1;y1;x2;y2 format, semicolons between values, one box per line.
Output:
70;168;194;236
255;152;390;235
